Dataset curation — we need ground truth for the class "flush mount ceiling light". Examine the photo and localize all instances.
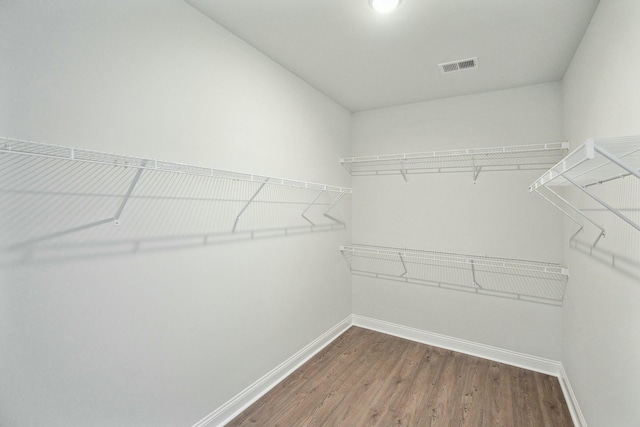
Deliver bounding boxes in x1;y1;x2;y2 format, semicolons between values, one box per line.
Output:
369;0;402;13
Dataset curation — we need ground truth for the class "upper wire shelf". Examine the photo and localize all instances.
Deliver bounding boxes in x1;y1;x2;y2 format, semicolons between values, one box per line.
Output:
340;142;569;181
529;135;640;241
0;137;351;262
341;244;569;305
1;137;351;193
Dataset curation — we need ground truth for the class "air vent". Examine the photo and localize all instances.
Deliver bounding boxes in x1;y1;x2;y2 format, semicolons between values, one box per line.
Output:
438;57;478;74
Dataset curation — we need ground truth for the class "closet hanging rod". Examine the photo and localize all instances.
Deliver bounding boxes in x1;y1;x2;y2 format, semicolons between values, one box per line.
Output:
0;137;351;194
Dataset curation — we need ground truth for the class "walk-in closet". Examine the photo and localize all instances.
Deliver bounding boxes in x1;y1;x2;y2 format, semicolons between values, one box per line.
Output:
2;1;639;426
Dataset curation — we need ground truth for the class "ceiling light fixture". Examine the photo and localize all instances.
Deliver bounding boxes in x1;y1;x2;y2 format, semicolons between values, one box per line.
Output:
369;0;402;13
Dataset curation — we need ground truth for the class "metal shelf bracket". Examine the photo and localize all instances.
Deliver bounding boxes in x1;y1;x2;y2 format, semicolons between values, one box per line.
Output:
301;190;325;226
232;182;266;233
530;135;640;242
8;164;146;249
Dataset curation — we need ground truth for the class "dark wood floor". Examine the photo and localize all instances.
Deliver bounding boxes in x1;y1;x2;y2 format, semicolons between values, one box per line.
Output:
227;327;573;426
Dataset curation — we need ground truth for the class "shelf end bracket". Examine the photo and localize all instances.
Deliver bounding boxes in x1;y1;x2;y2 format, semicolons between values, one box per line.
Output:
232;182;266;233
470;259;483;289
113;162;146;224
399;252;408;277
473;166;482;182
301;190;325;226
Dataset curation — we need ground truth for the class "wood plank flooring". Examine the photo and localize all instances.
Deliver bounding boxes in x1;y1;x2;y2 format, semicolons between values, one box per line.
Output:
227;327;573;426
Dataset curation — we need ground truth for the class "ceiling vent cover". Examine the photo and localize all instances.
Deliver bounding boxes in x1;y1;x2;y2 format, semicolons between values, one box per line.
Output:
438;57;478;74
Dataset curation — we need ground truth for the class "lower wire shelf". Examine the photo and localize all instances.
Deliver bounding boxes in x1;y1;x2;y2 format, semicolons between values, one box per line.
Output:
341;244;569;306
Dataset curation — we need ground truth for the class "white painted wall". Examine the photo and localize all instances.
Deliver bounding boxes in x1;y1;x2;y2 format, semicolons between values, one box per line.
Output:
351;83;565;359
561;1;640;425
0;1;351;426
4;1;637;426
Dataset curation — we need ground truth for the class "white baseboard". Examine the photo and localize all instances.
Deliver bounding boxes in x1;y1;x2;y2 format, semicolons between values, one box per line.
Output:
558;364;588;427
192;314;585;427
352;315;591;427
352;315;561;376
191;315;352;427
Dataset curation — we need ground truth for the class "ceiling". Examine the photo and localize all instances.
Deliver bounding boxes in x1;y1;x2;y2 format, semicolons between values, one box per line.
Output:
185;0;600;112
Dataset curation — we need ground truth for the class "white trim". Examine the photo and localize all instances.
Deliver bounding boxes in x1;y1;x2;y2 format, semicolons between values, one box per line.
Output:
352;315;561;376
352;315;590;426
191;315;352;427
192;314;585;427
558;364;588;427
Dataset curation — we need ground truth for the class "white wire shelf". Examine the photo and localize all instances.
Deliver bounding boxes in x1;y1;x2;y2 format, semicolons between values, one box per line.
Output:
529;135;640;238
340;142;569;181
341;244;569;305
0;137;351;261
0;137;352;193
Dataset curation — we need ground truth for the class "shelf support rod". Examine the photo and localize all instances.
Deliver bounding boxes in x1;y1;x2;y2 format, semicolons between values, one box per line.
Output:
473;166;482;182
536;189;598;246
323;191;346;217
113;163;146;224
535;189;584;229
322;191;347;225
470;259;482;289
400;158;408;182
593;145;640;180
399;252;408;277
538;187;606;246
538;186;606;240
563;175;640;232
7;165;147;250
471;155;482;182
232;182;266;233
569;225;584;243
301;190;325;226
585;172;633;187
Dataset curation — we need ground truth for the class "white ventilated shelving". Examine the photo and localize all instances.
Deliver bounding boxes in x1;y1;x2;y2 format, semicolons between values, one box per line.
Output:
341;244;569;305
0;137;351;261
341;142;569;181
529;135;640;242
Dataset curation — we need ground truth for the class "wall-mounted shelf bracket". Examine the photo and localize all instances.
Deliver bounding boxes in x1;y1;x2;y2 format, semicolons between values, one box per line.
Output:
300;190;325;226
534;186;605;247
398;252;408;277
114;162;146;224
470;259;482;288
472;164;483;182
530;135;640;243
232;182;266;233
8;162;147;249
322;191;348;224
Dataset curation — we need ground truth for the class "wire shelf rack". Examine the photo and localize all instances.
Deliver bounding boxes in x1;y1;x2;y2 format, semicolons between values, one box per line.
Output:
1;137;351;193
529;135;640;241
341;244;569;305
340;142;569;181
0;137;351;262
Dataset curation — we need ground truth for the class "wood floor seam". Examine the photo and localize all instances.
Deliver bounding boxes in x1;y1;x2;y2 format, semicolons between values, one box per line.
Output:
227;327;573;427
